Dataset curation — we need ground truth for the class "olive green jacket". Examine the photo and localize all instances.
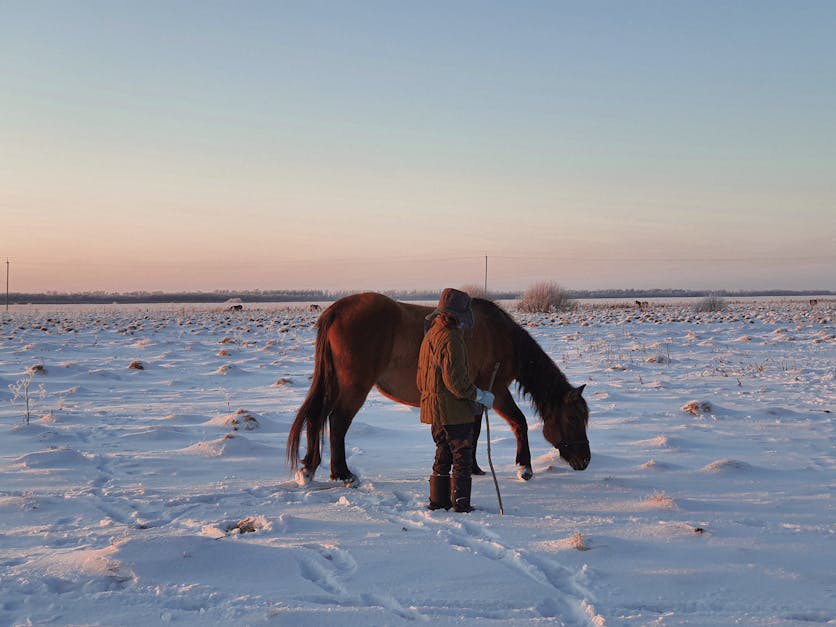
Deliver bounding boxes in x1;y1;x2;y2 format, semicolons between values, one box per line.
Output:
417;320;478;426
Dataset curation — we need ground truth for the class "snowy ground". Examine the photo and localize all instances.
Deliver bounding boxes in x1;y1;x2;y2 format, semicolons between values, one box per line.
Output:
1;298;833;626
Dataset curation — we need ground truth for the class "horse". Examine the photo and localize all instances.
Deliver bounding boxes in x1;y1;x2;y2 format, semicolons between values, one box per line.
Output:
287;292;590;485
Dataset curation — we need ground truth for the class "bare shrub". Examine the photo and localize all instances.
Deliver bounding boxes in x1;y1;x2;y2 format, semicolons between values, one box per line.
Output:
9;375;46;425
517;282;574;313
695;295;727;313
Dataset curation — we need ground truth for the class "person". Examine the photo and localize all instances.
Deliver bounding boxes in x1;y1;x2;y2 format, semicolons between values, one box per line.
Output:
417;288;495;512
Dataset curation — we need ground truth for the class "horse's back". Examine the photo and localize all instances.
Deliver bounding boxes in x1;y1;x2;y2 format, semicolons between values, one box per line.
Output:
317;293;428;405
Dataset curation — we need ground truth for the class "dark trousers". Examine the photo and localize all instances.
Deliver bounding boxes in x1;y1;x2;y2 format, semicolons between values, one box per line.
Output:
431;422;473;478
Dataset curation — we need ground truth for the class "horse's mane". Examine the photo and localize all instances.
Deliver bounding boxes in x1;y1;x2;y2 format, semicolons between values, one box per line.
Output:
473;298;570;419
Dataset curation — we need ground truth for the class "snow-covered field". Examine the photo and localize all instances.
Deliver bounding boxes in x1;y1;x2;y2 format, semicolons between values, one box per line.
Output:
1;298;833;626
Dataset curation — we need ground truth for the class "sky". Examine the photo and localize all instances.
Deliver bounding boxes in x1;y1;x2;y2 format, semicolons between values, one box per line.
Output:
1;1;834;293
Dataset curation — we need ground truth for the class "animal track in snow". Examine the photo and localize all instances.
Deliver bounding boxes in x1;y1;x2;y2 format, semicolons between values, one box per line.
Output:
296;542;425;621
371;496;606;625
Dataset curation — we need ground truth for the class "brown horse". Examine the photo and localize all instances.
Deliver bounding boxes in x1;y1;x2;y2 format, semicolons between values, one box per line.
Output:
287;292;590;485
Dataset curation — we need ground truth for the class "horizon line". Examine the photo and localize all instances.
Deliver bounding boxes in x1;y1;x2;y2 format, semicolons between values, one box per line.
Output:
4;286;834;303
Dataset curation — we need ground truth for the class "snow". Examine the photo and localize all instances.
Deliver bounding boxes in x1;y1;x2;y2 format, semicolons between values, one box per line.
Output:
1;299;833;626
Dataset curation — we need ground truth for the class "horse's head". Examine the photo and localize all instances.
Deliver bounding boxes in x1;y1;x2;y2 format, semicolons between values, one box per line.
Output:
542;384;590;470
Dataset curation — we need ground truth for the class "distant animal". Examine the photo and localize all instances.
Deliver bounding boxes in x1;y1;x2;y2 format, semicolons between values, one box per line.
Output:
635;300;649;312
287;292;590;485
309;304;321;312
228;304;243;311
809;299;818;308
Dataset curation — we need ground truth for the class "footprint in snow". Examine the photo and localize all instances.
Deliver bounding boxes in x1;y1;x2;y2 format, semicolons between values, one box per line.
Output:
297;544;354;597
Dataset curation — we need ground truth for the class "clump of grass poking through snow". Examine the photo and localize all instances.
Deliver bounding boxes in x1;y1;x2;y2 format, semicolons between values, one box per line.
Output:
227;408;259;431
682;400;712;416
570;532;588;551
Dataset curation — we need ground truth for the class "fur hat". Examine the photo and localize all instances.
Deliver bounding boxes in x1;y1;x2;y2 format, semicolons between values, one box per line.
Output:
426;288;474;329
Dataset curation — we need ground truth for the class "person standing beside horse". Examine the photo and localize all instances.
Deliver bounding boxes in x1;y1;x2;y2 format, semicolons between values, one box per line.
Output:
417;288;495;512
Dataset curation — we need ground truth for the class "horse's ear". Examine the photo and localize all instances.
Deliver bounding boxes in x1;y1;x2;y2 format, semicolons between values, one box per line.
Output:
567;384;586;402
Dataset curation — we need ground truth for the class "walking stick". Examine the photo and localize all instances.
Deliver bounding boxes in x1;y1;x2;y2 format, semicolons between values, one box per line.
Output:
484;362;504;515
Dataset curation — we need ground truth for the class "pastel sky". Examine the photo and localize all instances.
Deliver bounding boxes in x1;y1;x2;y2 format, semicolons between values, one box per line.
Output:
2;1;834;293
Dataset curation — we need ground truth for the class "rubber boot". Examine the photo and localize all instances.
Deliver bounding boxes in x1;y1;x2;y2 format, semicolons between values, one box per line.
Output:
428;474;452;511
451;475;474;513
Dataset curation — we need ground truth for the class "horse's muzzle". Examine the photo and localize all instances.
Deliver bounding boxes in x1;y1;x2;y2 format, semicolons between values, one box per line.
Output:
570;455;591;471
558;440;591;471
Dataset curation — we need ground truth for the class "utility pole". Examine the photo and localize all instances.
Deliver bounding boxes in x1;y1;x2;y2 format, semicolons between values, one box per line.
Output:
484;255;488;297
5;258;8;312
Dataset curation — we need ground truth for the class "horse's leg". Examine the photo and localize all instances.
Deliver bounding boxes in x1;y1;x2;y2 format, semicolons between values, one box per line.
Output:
329;413;356;485
494;388;534;480
298;425;322;484
328;389;369;485
470;412;486;475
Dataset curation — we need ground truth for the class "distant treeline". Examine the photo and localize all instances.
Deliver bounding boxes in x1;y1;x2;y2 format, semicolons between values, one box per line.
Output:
4;288;833;305
567;288;834;300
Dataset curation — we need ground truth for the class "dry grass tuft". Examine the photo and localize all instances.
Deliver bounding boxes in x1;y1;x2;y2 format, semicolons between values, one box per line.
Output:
569;532;588;551
229;408;259;431
682;400;711;416
224;515;270;535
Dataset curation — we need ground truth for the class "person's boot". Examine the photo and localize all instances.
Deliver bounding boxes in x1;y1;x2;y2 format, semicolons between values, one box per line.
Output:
428;474;451;510
451;475;474;513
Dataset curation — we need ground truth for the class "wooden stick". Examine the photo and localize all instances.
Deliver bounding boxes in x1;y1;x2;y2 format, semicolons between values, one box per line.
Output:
484;362;503;515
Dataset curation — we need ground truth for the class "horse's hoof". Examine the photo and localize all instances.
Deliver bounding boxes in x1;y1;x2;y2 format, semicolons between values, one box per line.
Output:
518;466;534;481
332;472;359;487
295;468;314;486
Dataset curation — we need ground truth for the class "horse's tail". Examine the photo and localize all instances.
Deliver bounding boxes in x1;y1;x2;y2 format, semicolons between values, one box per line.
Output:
286;311;340;469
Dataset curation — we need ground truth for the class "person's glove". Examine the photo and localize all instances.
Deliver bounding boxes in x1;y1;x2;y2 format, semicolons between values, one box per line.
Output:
474;387;495;408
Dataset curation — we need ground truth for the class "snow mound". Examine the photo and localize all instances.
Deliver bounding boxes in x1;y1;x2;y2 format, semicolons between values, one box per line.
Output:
204;408;261;431
700;459;752;473
15;448;94;470
10;544;134;588
180;434;270;457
